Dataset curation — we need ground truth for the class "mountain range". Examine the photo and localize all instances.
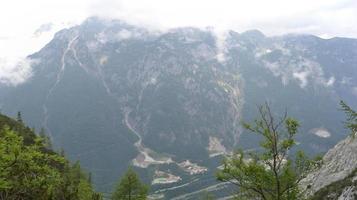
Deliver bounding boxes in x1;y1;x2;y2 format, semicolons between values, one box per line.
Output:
0;17;356;198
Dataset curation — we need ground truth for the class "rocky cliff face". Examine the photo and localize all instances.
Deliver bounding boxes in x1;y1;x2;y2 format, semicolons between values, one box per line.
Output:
302;136;357;199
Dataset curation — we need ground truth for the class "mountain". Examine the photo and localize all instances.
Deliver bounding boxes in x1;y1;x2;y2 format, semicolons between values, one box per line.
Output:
1;17;356;197
302;135;357;200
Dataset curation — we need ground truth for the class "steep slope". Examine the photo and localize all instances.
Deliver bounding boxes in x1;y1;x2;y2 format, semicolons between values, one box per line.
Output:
229;31;356;154
0;112;37;145
310;168;357;200
1;17;356;197
0;113;102;199
301;136;357;199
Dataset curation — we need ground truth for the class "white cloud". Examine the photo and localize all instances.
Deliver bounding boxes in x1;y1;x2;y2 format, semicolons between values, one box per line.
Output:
0;0;87;86
117;29;133;40
322;76;335;87
293;70;310;88
34;23;54;37
1;0;357;85
215;30;229;63
0;57;33;86
311;128;331;138
88;0;357;37
260;45;336;89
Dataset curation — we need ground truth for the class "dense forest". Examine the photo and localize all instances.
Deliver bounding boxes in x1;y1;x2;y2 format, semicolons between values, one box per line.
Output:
0;112;102;200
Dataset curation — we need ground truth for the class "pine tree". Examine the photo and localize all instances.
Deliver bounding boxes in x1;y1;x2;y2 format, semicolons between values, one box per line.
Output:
112;168;148;200
16;112;23;124
39;128;52;149
340;100;357;137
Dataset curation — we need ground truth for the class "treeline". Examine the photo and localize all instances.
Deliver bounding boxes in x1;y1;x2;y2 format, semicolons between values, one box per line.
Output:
0;112;149;200
0;113;102;200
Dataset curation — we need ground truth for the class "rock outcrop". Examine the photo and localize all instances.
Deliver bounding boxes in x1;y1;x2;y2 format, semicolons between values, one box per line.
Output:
302;136;357;199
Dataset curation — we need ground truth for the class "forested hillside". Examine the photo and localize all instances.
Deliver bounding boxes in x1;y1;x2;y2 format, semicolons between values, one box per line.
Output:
0;112;102;200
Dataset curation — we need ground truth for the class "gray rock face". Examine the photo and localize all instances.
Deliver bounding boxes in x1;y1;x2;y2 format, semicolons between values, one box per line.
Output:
302;136;357;197
337;185;357;200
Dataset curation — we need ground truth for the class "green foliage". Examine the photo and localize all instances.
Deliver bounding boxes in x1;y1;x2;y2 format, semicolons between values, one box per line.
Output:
217;104;320;200
340;100;357;137
0;113;36;145
39;128;52;149
56;161;102;200
0;126;64;199
0;113;102;200
112;168;148;200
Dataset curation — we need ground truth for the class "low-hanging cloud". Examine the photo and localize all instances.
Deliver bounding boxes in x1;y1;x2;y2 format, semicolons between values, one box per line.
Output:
0;57;33;86
88;0;357;38
1;0;357;86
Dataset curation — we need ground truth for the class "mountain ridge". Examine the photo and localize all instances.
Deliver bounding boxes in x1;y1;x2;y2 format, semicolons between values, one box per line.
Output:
1;17;356;197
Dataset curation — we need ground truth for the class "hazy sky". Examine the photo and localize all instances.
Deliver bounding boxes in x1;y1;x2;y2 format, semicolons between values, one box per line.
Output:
1;0;357;85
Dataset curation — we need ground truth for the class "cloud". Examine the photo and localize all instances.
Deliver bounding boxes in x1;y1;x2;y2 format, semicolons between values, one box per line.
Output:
0;57;33;86
259;44;336;89
293;71;310;88
0;0;87;86
33;23;54;37
95;28;146;44
1;0;357;86
0;23;67;86
310;128;331;138
88;0;357;37
322;76;335;87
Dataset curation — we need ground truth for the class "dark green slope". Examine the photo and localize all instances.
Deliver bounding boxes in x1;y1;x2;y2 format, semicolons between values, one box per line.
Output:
0;112;102;199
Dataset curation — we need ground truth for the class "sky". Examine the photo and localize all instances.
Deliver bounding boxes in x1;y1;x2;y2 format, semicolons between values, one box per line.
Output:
1;0;357;85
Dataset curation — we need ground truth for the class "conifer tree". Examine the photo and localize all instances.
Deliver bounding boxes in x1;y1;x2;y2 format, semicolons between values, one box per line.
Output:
112;168;148;200
16;112;23;124
340;100;357;137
